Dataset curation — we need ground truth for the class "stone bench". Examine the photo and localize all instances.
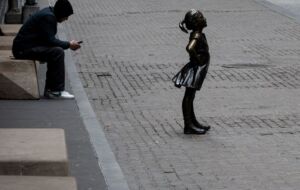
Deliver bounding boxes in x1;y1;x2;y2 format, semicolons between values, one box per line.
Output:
0;36;14;50
0;50;40;99
0;24;21;36
0;176;77;190
0;128;69;176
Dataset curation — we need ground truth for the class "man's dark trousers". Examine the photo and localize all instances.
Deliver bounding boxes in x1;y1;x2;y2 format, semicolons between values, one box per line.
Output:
13;46;65;92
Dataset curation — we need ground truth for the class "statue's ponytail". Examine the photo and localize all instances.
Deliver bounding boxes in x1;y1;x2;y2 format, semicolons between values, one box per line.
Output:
179;21;188;33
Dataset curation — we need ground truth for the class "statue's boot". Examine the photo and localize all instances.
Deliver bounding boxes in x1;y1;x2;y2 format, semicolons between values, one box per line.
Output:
191;106;211;131
183;99;206;135
184;116;207;135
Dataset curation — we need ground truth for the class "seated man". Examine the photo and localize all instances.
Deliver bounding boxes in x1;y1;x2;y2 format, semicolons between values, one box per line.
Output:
12;0;81;99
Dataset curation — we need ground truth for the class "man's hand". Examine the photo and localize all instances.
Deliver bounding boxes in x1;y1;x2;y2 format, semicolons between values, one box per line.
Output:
69;40;81;50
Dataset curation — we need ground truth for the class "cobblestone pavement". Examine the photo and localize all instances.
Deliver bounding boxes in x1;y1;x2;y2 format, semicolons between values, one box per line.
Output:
64;0;300;189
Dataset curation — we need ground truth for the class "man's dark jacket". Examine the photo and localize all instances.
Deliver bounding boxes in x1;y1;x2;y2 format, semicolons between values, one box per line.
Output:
12;7;70;52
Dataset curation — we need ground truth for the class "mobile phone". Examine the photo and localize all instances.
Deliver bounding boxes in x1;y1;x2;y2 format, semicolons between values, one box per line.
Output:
78;41;83;44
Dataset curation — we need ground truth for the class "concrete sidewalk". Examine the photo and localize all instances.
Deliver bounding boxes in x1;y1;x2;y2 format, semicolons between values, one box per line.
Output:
62;0;300;189
0;64;107;190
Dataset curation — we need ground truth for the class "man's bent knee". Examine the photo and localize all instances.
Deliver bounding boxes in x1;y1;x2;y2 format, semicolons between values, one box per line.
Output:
50;47;65;56
46;47;65;64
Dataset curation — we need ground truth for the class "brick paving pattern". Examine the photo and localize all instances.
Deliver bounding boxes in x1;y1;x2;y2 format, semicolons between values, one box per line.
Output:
64;0;300;189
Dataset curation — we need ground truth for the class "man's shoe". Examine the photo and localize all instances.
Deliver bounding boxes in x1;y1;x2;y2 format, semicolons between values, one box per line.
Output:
60;91;75;99
44;90;75;99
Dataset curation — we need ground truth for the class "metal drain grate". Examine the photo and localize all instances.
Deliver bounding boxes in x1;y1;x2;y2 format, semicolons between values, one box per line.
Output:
96;72;112;77
222;63;270;69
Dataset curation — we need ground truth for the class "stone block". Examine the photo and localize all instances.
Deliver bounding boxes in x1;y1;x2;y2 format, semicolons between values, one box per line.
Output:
0;24;21;36
5;10;22;24
0;50;13;57
0;50;42;66
0;36;14;50
22;5;40;23
0;176;77;190
0;55;39;99
0;129;69;176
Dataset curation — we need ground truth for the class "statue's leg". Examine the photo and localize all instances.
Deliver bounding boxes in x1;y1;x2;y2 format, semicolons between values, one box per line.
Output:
182;88;206;135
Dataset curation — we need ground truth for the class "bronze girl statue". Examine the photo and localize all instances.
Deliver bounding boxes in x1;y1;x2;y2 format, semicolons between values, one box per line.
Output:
172;9;211;134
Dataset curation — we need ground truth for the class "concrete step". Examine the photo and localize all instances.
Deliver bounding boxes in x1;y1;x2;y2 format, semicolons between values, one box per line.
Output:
0;50;13;57
0;129;69;176
0;50;43;66
0;176;77;190
0;54;40;99
0;36;14;50
0;24;21;36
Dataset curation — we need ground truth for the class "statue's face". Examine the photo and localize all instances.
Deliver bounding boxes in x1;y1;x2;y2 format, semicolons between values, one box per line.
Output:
196;12;207;28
